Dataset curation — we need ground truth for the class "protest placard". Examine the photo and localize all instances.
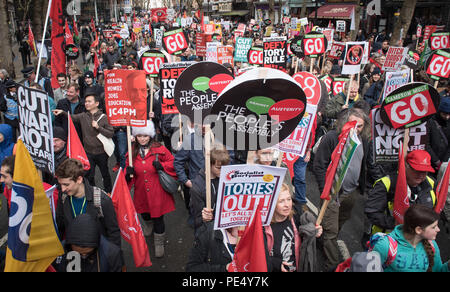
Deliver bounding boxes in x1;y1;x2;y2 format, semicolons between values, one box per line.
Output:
17;85;54;174
217;45;234;65
382;46;408;71
139;49;167;77
195;33;207;57
234;37;253;63
159;62;195;115
425;49;450;81
342;42;366;75
380;82;440;129
371;107;428;163
382;69;411;102
104;69;148;127
263;36;287;71
430;32;450;51
211;67;306;150
328;42;345;60
247;46;264;66
214;164;287;229
174;62;234;121
162;28;189;55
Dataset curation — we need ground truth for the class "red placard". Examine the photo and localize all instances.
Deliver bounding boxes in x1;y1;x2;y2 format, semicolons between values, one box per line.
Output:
247;47;263;66
426;50;450;80
430;32;450;51
332;78;349;96
151;8;167;22
328;42;345;60
195;33;207;57
104;70;148;127
140;50;166;77
217;45;234;65
303;35;325;56
383;85;437;129
163;28;188;55
292;72;321;106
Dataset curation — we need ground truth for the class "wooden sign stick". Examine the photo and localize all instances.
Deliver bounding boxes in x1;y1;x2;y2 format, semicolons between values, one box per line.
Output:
127;126;133;177
345;74;355;106
205;124;212;210
434;80;439;89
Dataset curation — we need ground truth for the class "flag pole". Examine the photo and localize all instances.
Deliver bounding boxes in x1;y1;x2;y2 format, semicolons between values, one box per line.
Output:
205;124;212;210
35;0;53;83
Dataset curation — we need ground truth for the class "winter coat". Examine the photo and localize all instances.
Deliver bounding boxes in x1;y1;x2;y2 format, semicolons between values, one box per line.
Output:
0;124;14;165
365;173;436;232
189;169;220;230
55;179;121;248
104;51;120;69
186;222;272;272
127;143;176;217
174;128;205;185
371;225;450;272
68;110;114;155
363;80;384;107
425;115;450;168
313;129;369;195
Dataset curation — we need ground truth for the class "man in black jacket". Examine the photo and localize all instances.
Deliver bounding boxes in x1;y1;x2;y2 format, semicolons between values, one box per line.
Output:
104;44;120;69
313;108;370;271
55;82;86;139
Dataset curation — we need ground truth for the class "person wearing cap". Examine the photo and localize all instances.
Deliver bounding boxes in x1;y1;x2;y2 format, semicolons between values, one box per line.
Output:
365;150;438;235
425;97;450;172
21;66;54;98
125;120;177;258
54;213;123;272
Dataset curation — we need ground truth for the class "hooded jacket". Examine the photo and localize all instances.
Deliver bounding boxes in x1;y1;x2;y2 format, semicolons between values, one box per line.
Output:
0;124;14;165
371;225;449;272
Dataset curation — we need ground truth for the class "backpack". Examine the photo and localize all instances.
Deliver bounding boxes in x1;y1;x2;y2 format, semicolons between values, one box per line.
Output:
335;232;397;272
61;186;104;218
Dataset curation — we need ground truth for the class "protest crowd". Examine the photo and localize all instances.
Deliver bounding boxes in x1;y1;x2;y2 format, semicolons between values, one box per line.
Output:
1;0;450;273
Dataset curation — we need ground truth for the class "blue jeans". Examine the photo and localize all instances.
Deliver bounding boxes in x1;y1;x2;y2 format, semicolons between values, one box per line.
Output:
113;130;128;169
293;155;308;205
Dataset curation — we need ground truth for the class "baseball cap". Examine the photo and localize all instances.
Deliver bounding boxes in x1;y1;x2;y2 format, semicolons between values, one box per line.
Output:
406;150;435;173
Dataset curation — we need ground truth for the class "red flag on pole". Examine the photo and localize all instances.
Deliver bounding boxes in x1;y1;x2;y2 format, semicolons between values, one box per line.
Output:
320;120;357;201
73;18;79;37
393;142;409;224
435;160;450;214
67;114;90;171
28;23;37;56
65;19;75;46
227;205;267;272
111;169;152;268
50;0;65;89
93;52;100;78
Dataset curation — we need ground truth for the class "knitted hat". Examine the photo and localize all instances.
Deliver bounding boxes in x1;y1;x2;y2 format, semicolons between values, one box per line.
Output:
132;120;156;138
53;126;67;141
439;97;450;113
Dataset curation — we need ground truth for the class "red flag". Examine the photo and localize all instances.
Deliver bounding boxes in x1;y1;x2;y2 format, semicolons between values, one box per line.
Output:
393;142;409;224
93;52;100;78
435;160;450;214
90;17;96;34
73;18;79;37
228;205;267;272
91;31;99;48
65;19;75;46
320;120;357;201
111;170;152;268
28;23;37;56
67;114;90;171
50;0;65;89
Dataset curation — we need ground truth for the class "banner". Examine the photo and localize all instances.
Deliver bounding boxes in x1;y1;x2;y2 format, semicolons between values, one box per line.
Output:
159;62;195;115
263;36;287;71
17;85;54;174
104;70;148;127
371;107;427;163
234;37;253;63
382;46;408;71
214;164;286;229
5;140;64;272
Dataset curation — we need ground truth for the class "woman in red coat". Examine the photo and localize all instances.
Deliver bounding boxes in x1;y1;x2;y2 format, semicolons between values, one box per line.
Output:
126;120;177;258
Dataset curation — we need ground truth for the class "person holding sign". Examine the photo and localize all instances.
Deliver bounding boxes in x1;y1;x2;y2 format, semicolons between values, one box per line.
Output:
189;146;230;233
125;120;177;258
323;80;363;120
365;150;437;235
313;108;371;271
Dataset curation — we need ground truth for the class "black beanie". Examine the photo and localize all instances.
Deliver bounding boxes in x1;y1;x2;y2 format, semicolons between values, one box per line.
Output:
53;126;67;141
